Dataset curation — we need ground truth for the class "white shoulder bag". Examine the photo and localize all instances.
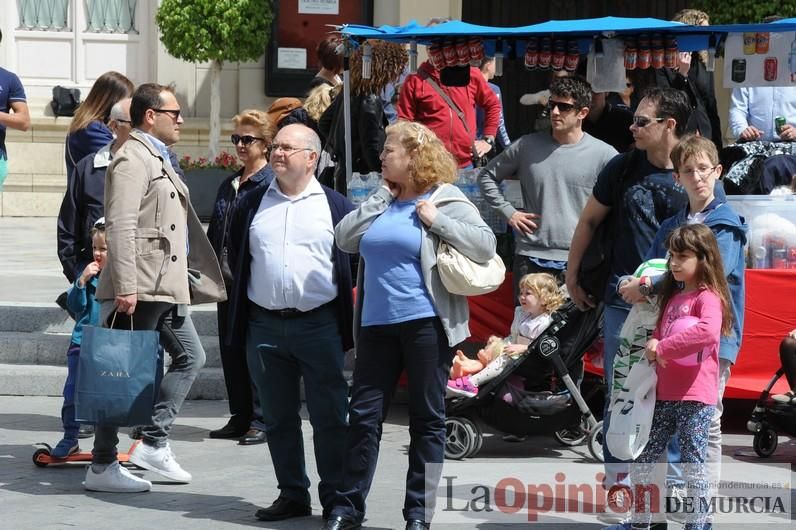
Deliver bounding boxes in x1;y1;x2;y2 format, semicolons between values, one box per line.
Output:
606;358;658;460
427;184;506;296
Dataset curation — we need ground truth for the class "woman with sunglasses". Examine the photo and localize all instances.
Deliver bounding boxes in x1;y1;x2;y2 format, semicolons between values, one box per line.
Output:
206;109;275;445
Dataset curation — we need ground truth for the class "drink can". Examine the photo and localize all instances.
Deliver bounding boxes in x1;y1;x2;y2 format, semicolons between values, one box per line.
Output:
743;33;757;55
788;246;796;262
664;36;678;68
764;56;778;81
731;58;746;83
756;32;770;54
524;38;538;69
564;40;580;72
637;34;651;69
538;37;552;69
752;246;768;269
428;43;445;70
776;116;787;135
455;38;470;67
468;37;484;65
551;39;566;71
624;38;637;70
652;47;665;69
442;40;458;68
772;248;788;269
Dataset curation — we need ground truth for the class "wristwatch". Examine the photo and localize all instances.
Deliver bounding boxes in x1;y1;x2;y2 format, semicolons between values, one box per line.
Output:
638;276;652;297
484;136;495;150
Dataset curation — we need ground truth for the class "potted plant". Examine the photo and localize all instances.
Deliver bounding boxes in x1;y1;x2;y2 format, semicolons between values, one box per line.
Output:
180;151;241;221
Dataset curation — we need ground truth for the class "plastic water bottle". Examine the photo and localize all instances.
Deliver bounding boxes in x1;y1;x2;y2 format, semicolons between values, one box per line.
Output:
348;171;379;206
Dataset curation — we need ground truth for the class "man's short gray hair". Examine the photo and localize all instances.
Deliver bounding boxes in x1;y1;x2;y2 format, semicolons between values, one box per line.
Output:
303;127;322;172
109;98;131;121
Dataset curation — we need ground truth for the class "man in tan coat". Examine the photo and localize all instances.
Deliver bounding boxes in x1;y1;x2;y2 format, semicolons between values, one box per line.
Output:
88;83;225;493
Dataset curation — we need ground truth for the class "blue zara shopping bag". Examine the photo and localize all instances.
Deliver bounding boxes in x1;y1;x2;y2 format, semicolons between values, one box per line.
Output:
75;317;160;427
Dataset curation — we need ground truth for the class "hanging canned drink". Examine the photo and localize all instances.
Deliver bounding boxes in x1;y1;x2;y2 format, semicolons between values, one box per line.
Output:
664;36;678;68
468;37;484;65
764;56;778;81
624;37;637;70
443;40;458;68
539;37;552;69
524;37;539;69
551;39;566;70
637;34;651;69
564;40;580;72
756;32;770;54
455;38;470;66
428;42;445;70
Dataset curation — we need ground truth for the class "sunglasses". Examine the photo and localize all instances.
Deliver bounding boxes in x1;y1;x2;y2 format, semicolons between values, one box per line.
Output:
231;134;265;146
546;100;578;113
632;115;666;128
151;108;181;120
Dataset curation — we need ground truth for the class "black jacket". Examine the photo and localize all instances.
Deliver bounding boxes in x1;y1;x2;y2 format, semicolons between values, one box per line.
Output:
57;149;107;283
319;93;386;177
655;56;722;148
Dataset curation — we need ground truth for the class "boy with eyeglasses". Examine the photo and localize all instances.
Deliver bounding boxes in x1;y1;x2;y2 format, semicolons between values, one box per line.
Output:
478;76;617;295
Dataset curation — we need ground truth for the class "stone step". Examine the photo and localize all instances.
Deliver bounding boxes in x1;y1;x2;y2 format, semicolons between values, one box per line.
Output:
0;363;227;400
0;302;220;336
0;331;223;368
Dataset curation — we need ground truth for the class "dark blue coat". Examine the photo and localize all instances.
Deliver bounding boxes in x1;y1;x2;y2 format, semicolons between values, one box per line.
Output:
226;181;355;351
65;121;113;179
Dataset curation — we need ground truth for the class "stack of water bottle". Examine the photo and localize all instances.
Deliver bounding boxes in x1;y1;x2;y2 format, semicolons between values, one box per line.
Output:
347;171;382;206
455;169;507;234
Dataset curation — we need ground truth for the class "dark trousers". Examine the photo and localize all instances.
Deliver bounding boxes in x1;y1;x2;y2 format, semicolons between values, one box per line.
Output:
330;317;454;523
512;254;566;301
217;301;264;430
61;342;81;440
246;302;348;510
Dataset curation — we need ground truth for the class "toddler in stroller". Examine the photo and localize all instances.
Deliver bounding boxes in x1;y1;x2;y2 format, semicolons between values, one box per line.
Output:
447;273;564;398
444;292;604;460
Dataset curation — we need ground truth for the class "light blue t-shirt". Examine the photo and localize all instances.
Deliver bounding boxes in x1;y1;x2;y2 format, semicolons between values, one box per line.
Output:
360;195;437;326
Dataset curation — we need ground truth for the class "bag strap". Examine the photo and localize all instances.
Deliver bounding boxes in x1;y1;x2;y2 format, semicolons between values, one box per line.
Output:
428;183;480;214
109;310;134;330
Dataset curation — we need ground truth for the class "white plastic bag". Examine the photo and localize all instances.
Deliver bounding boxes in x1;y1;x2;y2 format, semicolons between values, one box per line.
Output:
587;38;627;93
606;358;657;460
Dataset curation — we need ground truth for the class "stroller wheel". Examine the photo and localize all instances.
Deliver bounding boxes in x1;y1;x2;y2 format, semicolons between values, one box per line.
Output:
461;417;483;458
588;420;605;462
445;417;475;460
554;416;588;447
753;426;778;458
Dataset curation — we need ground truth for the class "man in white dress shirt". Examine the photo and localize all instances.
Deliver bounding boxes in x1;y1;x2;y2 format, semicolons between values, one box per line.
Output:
227;123;355;523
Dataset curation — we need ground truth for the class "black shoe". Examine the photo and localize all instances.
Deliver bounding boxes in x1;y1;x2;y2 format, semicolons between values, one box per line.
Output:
405;520;430;530
78;424;95;439
209;421;249;439
322;515;362;530
254;497;311;521
238;428;267;445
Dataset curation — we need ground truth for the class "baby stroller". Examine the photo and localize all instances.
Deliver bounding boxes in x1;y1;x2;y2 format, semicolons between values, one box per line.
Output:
445;300;604;461
746;367;796;457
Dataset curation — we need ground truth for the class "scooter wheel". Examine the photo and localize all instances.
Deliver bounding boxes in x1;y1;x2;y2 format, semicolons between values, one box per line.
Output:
588;420;605;462
753;426;778;458
32;448;51;467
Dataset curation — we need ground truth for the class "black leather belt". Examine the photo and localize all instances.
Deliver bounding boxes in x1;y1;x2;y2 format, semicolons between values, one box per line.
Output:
250;300;335;319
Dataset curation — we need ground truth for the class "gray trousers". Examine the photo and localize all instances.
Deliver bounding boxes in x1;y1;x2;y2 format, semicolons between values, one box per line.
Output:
92;301;206;464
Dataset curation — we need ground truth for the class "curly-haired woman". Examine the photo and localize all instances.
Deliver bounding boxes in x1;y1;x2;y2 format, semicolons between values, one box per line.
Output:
323;121;497;530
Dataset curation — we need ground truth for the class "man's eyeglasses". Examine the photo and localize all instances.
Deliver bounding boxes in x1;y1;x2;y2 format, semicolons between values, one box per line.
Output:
231;134;265;146
115;118;132;125
152;108;181;120
679;166;718;178
269;143;313;155
546;100;578;113
632;115;666;128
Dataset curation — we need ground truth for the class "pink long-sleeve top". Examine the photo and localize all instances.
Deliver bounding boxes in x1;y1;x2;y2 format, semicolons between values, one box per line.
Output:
652;288;722;405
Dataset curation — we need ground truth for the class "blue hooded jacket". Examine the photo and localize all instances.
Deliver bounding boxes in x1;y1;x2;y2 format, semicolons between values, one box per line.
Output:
646;200;748;363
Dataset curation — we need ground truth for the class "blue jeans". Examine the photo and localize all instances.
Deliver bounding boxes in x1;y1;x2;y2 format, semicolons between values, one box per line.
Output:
330;317;454;523
92;302;206;464
246;301;348;511
602;303;631;488
61;342;81;440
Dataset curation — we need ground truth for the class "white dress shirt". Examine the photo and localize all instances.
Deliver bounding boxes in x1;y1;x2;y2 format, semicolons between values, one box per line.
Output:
729;87;796;141
247;177;337;311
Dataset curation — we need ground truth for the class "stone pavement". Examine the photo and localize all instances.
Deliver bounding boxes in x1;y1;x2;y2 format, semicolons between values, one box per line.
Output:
1;395;794;530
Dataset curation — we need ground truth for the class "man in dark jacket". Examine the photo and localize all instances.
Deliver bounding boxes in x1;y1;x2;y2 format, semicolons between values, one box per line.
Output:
57;98;131;283
227;124;354;523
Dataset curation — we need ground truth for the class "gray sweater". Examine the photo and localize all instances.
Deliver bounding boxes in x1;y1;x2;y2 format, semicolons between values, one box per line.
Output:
478;131;617;261
335;184;497;347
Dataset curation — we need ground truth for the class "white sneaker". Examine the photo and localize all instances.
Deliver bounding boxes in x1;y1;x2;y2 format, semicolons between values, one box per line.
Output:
129;442;192;483
596;488;631;525
84;461;151;492
665;484;689;523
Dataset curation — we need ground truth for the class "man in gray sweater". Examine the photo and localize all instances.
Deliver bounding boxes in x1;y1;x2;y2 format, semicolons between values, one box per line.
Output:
478;76;617;293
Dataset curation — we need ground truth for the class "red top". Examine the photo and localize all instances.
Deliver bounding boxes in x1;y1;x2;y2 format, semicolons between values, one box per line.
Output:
397;61;501;168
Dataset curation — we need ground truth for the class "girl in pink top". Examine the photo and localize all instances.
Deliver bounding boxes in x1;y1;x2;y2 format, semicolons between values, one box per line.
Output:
630;224;733;530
